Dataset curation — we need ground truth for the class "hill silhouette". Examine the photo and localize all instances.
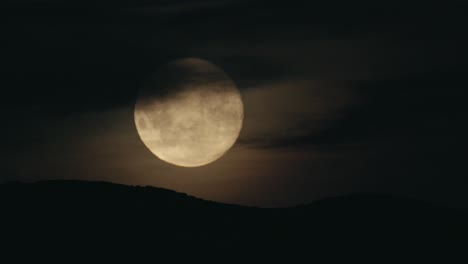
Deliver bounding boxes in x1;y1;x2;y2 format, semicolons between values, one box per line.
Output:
0;180;466;260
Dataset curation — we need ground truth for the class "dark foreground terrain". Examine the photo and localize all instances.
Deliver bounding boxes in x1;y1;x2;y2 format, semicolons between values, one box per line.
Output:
0;180;466;260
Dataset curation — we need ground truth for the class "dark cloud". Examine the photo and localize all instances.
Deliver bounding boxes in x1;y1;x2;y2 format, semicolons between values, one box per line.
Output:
240;68;468;149
2;0;466;113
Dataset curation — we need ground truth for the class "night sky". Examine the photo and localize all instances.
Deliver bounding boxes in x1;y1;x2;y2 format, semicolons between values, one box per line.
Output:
1;0;468;207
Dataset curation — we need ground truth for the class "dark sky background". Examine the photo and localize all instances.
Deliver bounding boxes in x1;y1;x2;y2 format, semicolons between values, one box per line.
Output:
1;0;468;207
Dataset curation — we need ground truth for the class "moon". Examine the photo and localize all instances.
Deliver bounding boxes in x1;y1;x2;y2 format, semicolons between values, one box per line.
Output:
134;58;244;167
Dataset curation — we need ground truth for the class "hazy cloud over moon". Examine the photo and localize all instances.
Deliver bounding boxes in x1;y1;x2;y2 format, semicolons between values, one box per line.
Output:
134;58;243;167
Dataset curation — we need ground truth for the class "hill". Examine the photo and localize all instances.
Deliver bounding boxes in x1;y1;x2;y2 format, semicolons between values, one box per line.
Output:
0;180;466;259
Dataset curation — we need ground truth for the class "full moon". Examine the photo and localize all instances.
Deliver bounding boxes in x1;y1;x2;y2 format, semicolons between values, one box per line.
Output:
134;58;244;167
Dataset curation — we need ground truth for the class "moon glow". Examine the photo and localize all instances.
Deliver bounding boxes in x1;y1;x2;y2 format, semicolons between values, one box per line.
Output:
134;58;244;167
